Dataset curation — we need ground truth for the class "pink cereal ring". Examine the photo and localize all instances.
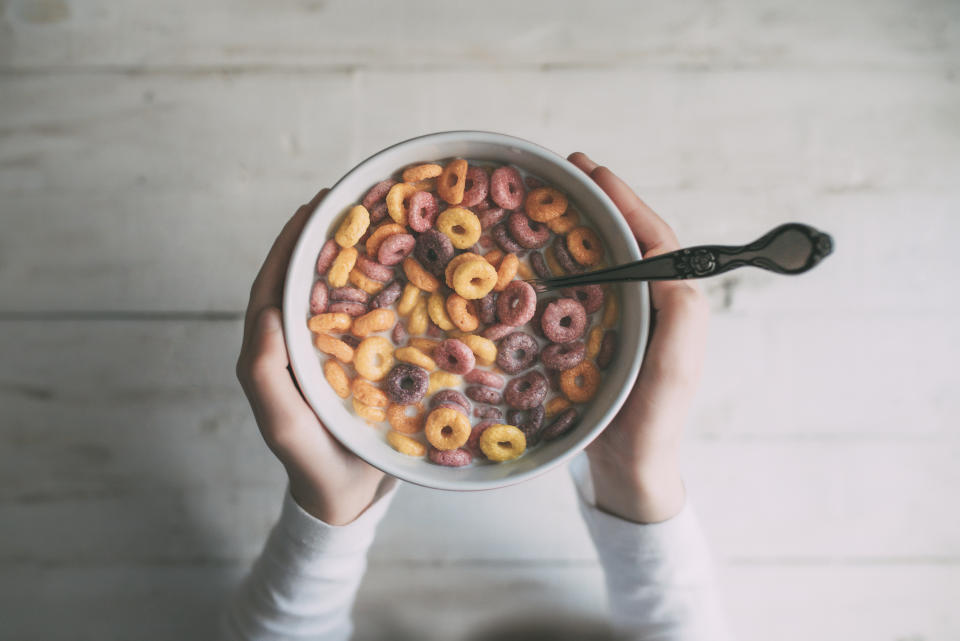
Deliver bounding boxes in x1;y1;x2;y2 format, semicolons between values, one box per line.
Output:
428;447;473;467
433;338;476;375
541;298;587;343
330;286;370;304
506;211;551;249
496;280;537;326
477;206;507;230
309;280;329;315
467;419;497;458
407;191;439;233
490;166;525;210
377;233;416;266
464;368;505;388
369;201;389;224
362;179;397;209
481;323;514;341
356;254;395;282
328;301;367;317
561;285;605;314
315;239;339;275
460;166;490;208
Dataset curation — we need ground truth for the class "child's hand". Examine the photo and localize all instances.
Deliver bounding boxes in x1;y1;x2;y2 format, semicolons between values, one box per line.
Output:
568;153;709;524
235;189;386;525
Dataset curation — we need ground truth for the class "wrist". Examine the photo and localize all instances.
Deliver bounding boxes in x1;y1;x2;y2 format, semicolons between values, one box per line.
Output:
287;472;379;526
586;447;685;524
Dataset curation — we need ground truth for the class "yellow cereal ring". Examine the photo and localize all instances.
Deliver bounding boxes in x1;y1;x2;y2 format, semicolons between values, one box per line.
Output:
445;294;479;332
396;282;421;316
407;178;436;192
544;246;565;276
493;253;519;292
483;248;504;268
323;359;351;398
351;378;389;407
328;246;358;288
479;424;526;462
427;291;455;331
352;308;396;338
437;158;468;205
402;163;442;182
387;403;426;434
516;260;534;280
335;205;370;248
566;226;605;266
560;361;600;403
586;325;604;359
403;257;440;292
353;396;386;423
525;187;568;222
427;371;461;395
348;267;385;295
545;396;571;418
408;298;429;335
365;223;406;257
602;291;619;329
354;336;395;381
459;334;496;366
424;407;471;450
386;182;417;226
452;259;498;300
436;207;481;249
409;337;440;353
395;346;437;371
314;333;354;363
546;207;580;234
387;430;426;457
444;252;484;288
308;312;351;334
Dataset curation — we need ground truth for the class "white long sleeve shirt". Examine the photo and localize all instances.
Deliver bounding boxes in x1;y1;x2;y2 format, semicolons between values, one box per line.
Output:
221;457;729;640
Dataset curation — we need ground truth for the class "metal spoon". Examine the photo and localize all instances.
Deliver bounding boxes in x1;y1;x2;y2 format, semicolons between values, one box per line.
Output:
527;222;834;292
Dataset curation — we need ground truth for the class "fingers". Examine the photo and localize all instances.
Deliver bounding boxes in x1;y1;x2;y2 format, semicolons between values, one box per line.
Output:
567;152;599;175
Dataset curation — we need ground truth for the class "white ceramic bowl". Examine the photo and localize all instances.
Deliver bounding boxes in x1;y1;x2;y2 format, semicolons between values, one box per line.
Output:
283;131;649;491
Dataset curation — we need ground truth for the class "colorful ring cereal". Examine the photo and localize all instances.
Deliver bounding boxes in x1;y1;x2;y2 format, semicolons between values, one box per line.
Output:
429;389;471;415
467;419;496;457
493;253;519;292
356;254;394;282
308;312;351;334
437;159;468;205
395;346;436;371
348;268;385;295
414;229;455;276
402;163;442;183
409;337;439;353
542;407;579;441
387;430;426;457
365;223;406;257
362;179;396;209
465;385;502;405
566;226;605;266
384;363;429;404
546;207;580;234
370;280;403;310
545;396;571;418
427;291;455;331
483;248;504;268
481;323;513;341
504;370;548;409
310;280;329;315
369;201;389;224
330;286;370;304
496;331;540;374
525;187;568;223
328;301;367;317
335;205;370;248
540;298;587;343
561;285;605;314
387;402;425;434
428;446;473;467
390;320;408;344
445;294;479;332
354;336;395;381
507;404;546;446
340;335;361;349
459;334;497;366
313;334;354;362
328;246;358;288
491;223;524;254
496;280;537;326
477;293;497;325
451;259;498;300
323;359;351;398
541;340;586;371
477;205;507;229
408;298;429;335
436;207;482;249
464;368;504;388
460;166;489;208
402;257;440;292
424;407;471;450
479;424;526;461
444;252;483;288
602;290;619;329
433;338;476;375
507;211;551;249
427;371;461;395
351;308;396;338
474;406;502;419
489;166;525;210
352;397;386;423
597;330;618;369
552;236;583;274
559;360;600;403
544;246;565;276
396;282;421;316
377;233;416;266
351;378;389;408
315;239;339;275
586;325;603;359
407;191;439;233
386;182;417;226
529;251;550;279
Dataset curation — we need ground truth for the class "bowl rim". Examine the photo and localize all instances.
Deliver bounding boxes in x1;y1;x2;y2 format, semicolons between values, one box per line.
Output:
282;130;649;491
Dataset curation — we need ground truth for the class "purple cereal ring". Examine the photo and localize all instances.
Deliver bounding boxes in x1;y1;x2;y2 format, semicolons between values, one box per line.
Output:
540;298;587;343
477;206;507;230
369;201;389;224
473;405;502;419
541;340;586;371
482;323;513;341
496;331;540;374
597;330;618;369
356;254;394;282
430;389;471;415
330;286;370;304
529;297;555;339
428;447;473;467
490;166;525;210
315;239;339;275
341;335;361;349
434;338;476;375
414;229;455;276
370;280;403;309
553;235;583;274
467;419;497;458
464;368;505;389
524;175;545;190
507;404;545;446
328;301;367;317
384;364;429;404
362;179;397;209
391;320;408;344
496;281;537;326
465;385;503;405
530;251;550;279
504;371;548;410
309;280;329;315
476;235;495;250
561;285;605;314
548;369;562;392
542;407;579;441
378;233;415;265
507;211;550;249
407;191;439;232
478;293;497;325
460;166;489;208
426;320;445;338
491;223;524;253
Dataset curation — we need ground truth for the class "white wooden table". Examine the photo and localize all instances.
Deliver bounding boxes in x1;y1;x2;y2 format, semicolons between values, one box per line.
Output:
2;1;958;639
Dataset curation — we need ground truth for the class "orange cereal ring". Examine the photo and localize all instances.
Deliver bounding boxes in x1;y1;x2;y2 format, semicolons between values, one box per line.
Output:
602;290;619;329
459;334;497;366
586;325;604;359
403;257;440;292
436;207;481;249
351;378;389;407
409;337;439;353
327;246;358;288
395;346;437;371
314;333;354;363
427;371;461;395
483;248;504;268
452;259;498;300
408;298;429;335
353;336;395;381
516;260;534;280
323;359;351;398
386;430;426;456
479;424;526;461
445;294;479;332
335;205;370;248
444;252;484;288
387;403;426;434
365;223;406;257
427;291;455;331
308;312;351;334
424;407;471;450
525;187;568;222
493;253;519;292
546;207;580;234
437;158;468;205
560;360;600;403
348;268;385;295
351;308;396;338
545;396;571;417
386;182;417;226
544;246;565;276
566;226;605;266
396;282;422;316
353;397;386;423
402;163;443;183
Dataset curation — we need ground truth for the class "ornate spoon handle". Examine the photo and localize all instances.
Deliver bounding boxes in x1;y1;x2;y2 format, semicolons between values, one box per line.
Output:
529;223;834;291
